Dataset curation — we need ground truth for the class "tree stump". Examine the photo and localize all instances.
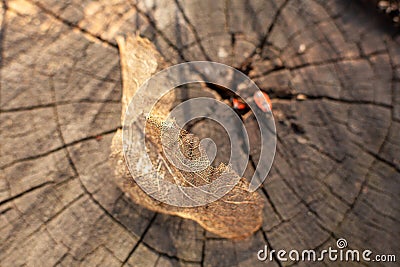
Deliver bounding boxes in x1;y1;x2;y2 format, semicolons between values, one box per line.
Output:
1;0;399;266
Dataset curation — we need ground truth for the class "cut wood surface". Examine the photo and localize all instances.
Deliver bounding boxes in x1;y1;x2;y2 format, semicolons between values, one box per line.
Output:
0;0;399;266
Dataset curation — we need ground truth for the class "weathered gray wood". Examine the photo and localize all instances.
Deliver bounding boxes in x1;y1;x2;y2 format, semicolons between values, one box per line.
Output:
1;0;399;266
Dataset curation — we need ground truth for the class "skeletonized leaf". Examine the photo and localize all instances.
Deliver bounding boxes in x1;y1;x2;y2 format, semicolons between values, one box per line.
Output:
110;35;264;239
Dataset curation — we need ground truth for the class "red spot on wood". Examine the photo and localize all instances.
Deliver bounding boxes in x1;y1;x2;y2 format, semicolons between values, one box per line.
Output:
232;98;247;110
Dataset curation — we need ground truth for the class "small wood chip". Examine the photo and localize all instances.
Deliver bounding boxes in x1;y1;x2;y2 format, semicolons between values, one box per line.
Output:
297;44;306;54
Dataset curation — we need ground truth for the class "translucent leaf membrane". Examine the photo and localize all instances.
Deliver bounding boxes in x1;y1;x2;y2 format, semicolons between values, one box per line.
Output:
110;35;264;239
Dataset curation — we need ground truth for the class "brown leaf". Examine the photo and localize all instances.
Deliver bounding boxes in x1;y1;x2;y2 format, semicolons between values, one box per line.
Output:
109;35;264;239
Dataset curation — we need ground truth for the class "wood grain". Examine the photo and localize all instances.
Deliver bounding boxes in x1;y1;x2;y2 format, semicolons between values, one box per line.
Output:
1;0;399;266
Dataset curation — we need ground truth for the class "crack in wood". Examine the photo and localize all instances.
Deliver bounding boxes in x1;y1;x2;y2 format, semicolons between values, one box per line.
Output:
0;127;120;170
128;0;188;62
0;99;121;113
120;213;157;266
238;0;290;73
28;0;117;48
173;0;212;61
0;181;54;206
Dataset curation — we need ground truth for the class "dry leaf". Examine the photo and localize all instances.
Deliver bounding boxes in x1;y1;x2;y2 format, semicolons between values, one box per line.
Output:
109;35;264;239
